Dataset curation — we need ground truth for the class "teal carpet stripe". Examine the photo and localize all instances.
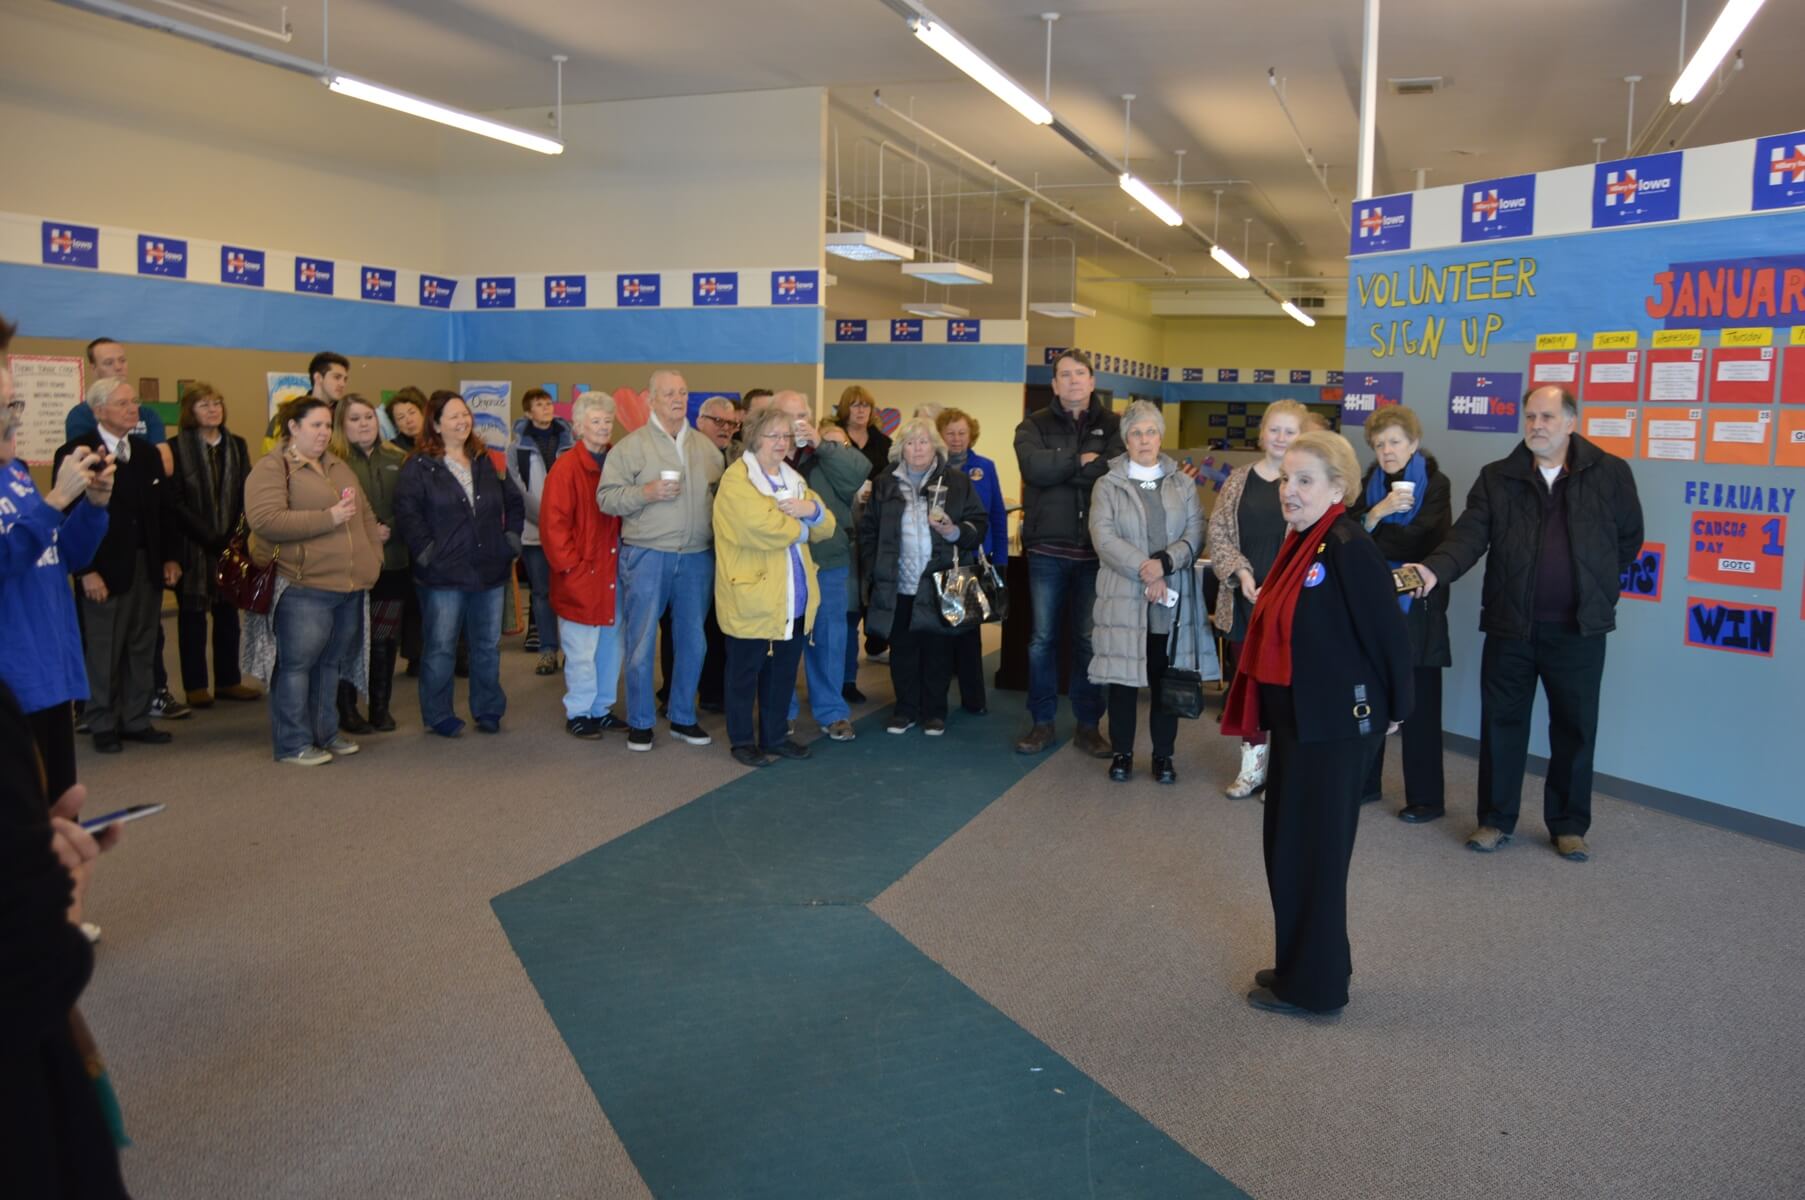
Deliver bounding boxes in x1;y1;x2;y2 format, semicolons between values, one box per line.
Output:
494;700;1247;1198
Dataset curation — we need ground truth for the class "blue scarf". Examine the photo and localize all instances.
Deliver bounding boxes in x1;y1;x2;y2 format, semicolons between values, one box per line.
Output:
1364;451;1429;612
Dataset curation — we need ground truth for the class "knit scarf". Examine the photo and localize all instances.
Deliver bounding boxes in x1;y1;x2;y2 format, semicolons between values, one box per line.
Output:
1364;451;1428;613
1220;503;1345;737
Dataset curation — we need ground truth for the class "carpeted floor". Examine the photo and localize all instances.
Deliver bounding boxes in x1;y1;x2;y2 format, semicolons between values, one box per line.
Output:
74;619;1805;1199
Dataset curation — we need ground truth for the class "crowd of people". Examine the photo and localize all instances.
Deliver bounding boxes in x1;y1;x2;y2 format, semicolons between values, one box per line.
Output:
3;318;1650;1187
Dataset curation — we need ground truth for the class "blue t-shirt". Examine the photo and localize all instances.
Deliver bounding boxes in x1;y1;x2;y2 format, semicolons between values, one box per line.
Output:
0;461;109;711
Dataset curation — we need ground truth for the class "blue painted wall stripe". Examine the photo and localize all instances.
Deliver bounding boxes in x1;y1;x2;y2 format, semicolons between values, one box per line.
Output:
457;307;822;364
826;343;1024;383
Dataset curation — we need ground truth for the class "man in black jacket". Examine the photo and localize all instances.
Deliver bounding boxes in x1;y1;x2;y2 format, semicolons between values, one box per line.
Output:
1410;386;1643;861
1012;350;1123;756
53;379;183;754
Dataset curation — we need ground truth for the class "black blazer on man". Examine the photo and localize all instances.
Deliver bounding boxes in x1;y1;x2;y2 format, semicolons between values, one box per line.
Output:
52;431;177;594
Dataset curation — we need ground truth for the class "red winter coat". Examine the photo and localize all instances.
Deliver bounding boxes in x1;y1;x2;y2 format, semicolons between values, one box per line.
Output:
539;444;621;626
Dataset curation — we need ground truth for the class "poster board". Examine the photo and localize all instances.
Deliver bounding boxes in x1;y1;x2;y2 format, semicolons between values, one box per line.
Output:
1775;410;1805;468
1642;406;1701;462
1581;348;1639;403
459;380;513;449
1582;405;1638;459
1646;347;1705;404
1704;407;1773;466
1783;346;1805;405
1708;346;1777;405
6;355;83;465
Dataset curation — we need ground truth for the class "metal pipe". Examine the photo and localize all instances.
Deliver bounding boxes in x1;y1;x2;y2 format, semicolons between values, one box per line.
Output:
1624;75;1642;156
1356;0;1379;199
57;0;323;76
1266;70;1351;232
1020;199;1032;322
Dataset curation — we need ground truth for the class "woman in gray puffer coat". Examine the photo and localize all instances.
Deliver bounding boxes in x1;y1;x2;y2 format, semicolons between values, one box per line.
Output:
1088;401;1211;785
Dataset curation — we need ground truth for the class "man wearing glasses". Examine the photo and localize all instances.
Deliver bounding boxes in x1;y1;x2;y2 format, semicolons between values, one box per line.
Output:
695;396;742;452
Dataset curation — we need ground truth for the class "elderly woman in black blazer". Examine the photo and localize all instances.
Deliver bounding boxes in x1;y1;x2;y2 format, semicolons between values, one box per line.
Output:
1221;431;1413;1017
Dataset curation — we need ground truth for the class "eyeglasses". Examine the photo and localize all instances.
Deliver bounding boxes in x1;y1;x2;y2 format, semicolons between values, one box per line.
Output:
701;415;742;430
761;431;795;443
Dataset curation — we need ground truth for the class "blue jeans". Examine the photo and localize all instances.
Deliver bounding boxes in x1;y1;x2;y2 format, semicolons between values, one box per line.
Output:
520;544;559;651
620;546;713;729
843;611;862;686
270;585;362;758
419;585;506;731
559;618;622;720
1025;553;1104;726
789;565;850;725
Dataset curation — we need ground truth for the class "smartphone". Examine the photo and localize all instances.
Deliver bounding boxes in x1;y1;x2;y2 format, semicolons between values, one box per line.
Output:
1391;565;1425;594
80;803;166;832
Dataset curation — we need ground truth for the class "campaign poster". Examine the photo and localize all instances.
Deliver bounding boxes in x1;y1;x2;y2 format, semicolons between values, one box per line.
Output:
1686;513;1785;590
1446;371;1523;434
460;381;513;449
5;355;84;465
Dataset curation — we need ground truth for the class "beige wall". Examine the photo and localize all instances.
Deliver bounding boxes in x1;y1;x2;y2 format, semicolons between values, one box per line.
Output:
1162;316;1349;370
1071;260;1163;365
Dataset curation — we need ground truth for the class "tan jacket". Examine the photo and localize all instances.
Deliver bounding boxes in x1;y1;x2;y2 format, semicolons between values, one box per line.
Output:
596;418;724;552
243;446;383;593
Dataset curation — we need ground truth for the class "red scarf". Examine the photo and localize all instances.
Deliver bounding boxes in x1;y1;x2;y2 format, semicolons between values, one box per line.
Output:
1220;503;1345;737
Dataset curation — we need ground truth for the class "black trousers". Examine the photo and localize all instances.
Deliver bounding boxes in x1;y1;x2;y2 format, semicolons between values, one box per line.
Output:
1363;665;1444;810
723;628;805;751
1478;623;1606;838
1260;684;1380;1013
953;627;986;712
1108;633;1178;757
27;701;77;806
887;592;954;722
176;599;243;692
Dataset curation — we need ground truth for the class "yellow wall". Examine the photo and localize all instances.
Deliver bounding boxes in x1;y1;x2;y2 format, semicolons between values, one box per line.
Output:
1071;260;1162;365
1161;317;1348;370
823;379;1024;514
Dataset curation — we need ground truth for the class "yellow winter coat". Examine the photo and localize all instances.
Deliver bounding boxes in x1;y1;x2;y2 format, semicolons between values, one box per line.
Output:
712;456;836;641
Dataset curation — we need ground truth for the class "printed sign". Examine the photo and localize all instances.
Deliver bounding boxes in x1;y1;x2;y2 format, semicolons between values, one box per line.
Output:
693;272;738;306
1181;368;1204;382
618;274;661;307
4;355;83;465
459;381;512;449
1777;410;1805;467
1253;369;1276;383
1643;406;1701;461
419;275;457;308
41;222;98;269
476;276;517;310
1647;347;1705;403
220;245;265;287
770;270;819;306
835;320;867;342
362;267;396;302
1583;405;1639;459
1447;371;1523;434
1462;173;1536;242
1752;130;1805;212
1289;370;1312;384
1704;407;1773;466
1341;371;1404;427
1620;542;1665;602
1708;346;1777;404
947;319;981;343
1043;346;1067;364
1217;368;1239;383
1687;513;1784;590
295;257;334;295
136;235;187;279
1593;152;1683;228
1685;596;1776;657
1350;192;1412;255
545;275;586;308
1528;349;1580;388
266;371;309;419
1325;370;1344;386
890;319;923;343
1581;349;1640;403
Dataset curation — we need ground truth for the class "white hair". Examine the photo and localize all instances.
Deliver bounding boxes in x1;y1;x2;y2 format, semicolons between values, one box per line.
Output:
572;391;616;425
86;377;130;409
1122;399;1165;438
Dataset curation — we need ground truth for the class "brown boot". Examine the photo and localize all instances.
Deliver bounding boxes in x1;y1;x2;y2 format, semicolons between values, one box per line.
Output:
216;683;263;702
186;689;214;709
1072;724;1113;759
1014;722;1056;755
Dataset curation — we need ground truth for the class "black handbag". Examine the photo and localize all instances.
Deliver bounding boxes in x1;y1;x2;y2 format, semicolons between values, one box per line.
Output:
971;548;1008;623
910;559;979;636
1156;594;1205;719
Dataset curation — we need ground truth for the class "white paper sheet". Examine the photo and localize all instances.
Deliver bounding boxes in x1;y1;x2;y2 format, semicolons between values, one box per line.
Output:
1648;360;1700;401
1588;362;1636;385
1586;418;1632;439
1716;359;1772;383
1647;419;1697;439
1646;439;1696;460
1712;421;1767;444
1532;362;1577;383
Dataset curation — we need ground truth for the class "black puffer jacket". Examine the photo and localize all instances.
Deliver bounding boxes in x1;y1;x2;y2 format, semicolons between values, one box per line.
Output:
1347;454;1453;668
1422;436;1643;639
856;459;988;640
1013;397;1123;552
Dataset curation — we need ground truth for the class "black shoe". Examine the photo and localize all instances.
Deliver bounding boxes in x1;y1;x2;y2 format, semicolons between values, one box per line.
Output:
731;744;772;768
337;681;374;735
1108;753;1132;782
119;726;173;744
961;705;988;715
1398;805;1445;824
598;712;629;732
763;738;812;760
368;708;397;733
627;727;654;752
1254;968;1278;990
1153;756;1177;785
93;731;122;754
1247;986;1338;1016
668;721;712;746
922;718;946;736
842;684;866;705
475;718;501;734
567;716;605;740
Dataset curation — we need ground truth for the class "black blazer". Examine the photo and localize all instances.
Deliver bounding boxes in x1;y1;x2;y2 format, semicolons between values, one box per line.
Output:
1279;515;1414;742
51;431;178;594
1347;455;1453;668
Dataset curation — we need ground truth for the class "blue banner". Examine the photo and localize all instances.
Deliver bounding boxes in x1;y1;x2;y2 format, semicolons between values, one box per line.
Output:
693;272;738;306
545;275;586;308
419;274;456;308
1252;368;1275;383
295;257;334;295
42;222;99;269
890;319;923;343
1446;370;1523;433
1462;173;1536;242
1181;368;1204;382
1351;193;1413;255
220;245;265;287
947;319;981;343
477;276;517;310
1342;371;1404;427
834;319;867;342
137;235;187;279
1752;131;1805;212
1289;369;1312;384
770;270;819;306
1593;152;1682;228
362;267;397;303
1217;368;1239;383
618;273;660;307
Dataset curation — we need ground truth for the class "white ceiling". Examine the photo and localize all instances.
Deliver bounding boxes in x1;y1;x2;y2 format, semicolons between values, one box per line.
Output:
80;0;1805;285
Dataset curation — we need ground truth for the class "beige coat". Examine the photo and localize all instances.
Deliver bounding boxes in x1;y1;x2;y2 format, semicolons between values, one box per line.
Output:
1087;454;1206;689
243;446;383;593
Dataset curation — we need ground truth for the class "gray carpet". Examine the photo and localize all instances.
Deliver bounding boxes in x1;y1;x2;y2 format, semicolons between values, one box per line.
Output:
76;620;1805;1198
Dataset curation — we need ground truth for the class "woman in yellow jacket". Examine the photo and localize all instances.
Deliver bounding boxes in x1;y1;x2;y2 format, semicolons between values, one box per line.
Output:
713;404;836;768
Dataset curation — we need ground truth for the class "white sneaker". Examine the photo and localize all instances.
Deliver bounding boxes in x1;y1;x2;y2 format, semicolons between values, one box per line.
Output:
279;746;334;766
81;921;103;945
1225;741;1269;798
325;735;361;756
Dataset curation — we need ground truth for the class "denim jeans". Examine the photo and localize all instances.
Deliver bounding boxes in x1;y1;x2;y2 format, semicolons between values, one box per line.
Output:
843;611;862;686
559;618;622;720
620;546;713;729
270;584;362;758
418;585;506;731
1025;552;1104;726
520;544;559;651
789;565;850;725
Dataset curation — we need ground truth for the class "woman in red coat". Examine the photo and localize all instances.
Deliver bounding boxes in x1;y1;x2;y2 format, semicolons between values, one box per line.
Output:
539;393;624;739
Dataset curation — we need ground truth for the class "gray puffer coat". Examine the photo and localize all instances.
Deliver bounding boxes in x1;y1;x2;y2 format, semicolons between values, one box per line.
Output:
1087;453;1208;689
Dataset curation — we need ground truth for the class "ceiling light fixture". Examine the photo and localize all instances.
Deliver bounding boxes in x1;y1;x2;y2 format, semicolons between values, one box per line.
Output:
1671;0;1765;103
1118;173;1182;226
901;261;995;287
325;74;563;154
825;231;917;262
903;301;971;318
1210;245;1251;280
909;17;1052;125
1029;301;1098;319
1280;300;1316;327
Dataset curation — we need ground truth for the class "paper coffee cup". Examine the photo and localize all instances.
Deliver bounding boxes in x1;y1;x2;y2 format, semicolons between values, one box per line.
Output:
1390;481;1416;496
660;469;681;482
773;485;793;500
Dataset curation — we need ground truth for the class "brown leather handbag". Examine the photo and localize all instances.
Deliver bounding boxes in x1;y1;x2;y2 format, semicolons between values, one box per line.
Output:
215;457;287;613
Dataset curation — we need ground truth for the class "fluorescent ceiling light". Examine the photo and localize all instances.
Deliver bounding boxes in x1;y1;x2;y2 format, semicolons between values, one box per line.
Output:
1671;0;1765;104
1281;301;1317;327
903;301;971;318
326;74;563;154
825;230;916;262
910;19;1052;126
1210;245;1251;280
1029;301;1099;319
1119;173;1183;226
901;260;994;286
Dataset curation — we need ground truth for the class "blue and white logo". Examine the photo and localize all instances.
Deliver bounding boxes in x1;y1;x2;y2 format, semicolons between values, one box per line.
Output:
1253;369;1276;383
693;272;738;306
1289;370;1312;384
1752;130;1805;212
1303;563;1326;588
220;245;265;287
1043;346;1067;364
948;319;981;343
1446;371;1523;434
137;235;187;278
1217;368;1239;383
770;270;819;306
42;222;98;269
1181;368;1204;382
1593;152;1682;228
476;276;516;310
1326;370;1344;386
1350;193;1412;255
835;319;867;342
1341;371;1403;427
545;275;586;308
1462;173;1536;243
891;319;923;343
419;275;456;308
295;257;334;295
362;267;397;302
618;273;660;307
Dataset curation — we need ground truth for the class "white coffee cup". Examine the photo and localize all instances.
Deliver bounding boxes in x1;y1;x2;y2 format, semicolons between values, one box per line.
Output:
1390;480;1416;498
660;469;681;483
772;485;793;501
